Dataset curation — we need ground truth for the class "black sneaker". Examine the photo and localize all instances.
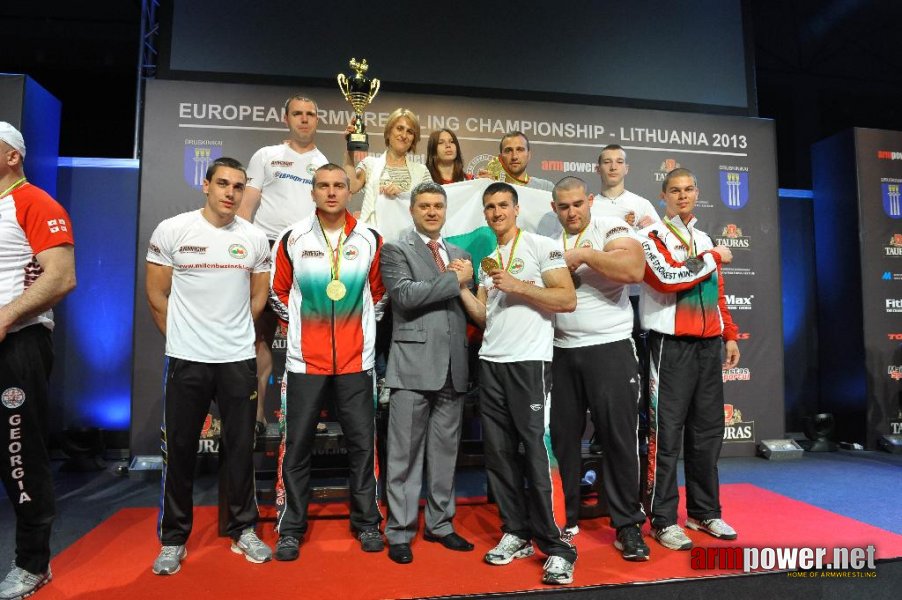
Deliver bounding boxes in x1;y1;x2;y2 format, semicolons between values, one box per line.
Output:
614;524;650;561
274;535;301;561
358;529;384;552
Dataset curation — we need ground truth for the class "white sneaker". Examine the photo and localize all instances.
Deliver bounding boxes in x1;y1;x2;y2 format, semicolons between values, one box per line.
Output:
686;517;737;540
652;524;693;550
484;533;534;565
542;555;574;585
562;525;579;543
0;563;52;598
231;528;272;563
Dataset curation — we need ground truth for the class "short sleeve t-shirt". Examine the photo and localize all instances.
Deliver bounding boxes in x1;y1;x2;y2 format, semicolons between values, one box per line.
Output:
478;230;566;363
246;144;328;240
146;210;270;362
0;183;74;332
553;217;636;348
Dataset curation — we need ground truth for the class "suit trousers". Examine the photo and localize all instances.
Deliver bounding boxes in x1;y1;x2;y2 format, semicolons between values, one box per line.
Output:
385;371;464;544
276;370;382;538
0;325;55;574
550;339;646;530
645;333;725;530
159;357;258;544
479;360;576;564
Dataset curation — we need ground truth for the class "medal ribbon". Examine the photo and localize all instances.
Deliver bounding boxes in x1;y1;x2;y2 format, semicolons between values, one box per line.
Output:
562;224;588;251
663;215;696;257
495;228;522;272
318;218;344;281
0;177;27;199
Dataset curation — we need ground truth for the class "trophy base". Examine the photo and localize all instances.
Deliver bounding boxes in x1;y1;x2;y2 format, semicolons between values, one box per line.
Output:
347;133;369;152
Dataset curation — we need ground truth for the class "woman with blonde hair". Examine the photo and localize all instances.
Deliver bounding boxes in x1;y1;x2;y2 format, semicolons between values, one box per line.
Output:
344;108;432;242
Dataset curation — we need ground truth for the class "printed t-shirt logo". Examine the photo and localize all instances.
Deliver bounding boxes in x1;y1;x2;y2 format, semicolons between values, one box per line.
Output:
229;244;248;259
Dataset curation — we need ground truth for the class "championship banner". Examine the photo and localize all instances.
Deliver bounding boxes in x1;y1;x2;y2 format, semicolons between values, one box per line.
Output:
131;79;783;457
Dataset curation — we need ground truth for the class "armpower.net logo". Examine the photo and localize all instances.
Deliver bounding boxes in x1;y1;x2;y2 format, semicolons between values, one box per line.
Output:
691;544;878;578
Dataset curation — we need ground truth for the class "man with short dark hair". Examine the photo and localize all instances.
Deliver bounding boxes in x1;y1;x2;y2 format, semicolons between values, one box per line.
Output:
270;163;386;561
639;167;740;551
238;94;327;434
479;132;553;191
380;181;475;564
594;145;659;228
459;182;577;585
548;176;651;561
146;156;273;575
0;122;76;600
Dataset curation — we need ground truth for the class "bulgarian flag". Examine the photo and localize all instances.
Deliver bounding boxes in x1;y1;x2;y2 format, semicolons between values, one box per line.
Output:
441;179;560;267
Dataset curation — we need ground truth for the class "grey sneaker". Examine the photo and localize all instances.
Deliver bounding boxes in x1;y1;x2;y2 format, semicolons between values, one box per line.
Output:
231;528;272;563
152;545;186;575
484;533;535;565
652;524;693;550
274;535;301;561
542;555;574;585
0;564;52;599
686;517;737;540
561;525;579;544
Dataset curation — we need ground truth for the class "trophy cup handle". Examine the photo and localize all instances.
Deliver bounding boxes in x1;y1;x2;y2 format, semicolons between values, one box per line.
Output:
337;74;349;98
369;78;381;101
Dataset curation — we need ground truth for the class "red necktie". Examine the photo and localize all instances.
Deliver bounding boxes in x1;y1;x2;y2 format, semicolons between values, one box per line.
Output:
427;240;446;272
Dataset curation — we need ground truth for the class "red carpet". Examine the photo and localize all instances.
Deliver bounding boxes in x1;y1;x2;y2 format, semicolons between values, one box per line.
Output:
40;484;902;599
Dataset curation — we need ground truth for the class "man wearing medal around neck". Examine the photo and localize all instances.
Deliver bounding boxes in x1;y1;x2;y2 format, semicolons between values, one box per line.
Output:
270;163;387;560
0;122;76;599
638;168;740;552
478;131;554;191
547;177;651;561
458;182;577;585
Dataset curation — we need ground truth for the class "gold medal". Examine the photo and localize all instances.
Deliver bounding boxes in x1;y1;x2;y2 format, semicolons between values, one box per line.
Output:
326;279;347;301
481;257;499;274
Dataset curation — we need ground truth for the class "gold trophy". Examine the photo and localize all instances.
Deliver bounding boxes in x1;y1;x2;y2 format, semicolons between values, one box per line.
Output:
485;156;506;181
337;58;381;151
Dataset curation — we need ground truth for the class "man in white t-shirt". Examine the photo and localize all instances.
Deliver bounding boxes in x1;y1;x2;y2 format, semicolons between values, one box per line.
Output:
593;145;659;229
548;176;650;562
458;182;577;586
238;95;328;432
146;157;273;575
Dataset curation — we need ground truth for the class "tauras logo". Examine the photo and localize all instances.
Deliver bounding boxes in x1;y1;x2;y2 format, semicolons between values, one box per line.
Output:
715;224;751;249
725;294;753;310
723;404;754;442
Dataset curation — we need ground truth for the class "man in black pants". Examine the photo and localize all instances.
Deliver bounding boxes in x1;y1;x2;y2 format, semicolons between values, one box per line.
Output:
547;176;651;560
639;168;739;550
146;157;272;574
0;122;76;600
459;182;577;585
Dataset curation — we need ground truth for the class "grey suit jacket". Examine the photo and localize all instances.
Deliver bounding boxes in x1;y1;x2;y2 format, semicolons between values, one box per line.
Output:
380;229;470;393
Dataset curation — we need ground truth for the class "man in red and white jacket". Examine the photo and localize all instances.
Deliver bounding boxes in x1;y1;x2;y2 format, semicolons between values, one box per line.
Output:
0;122;76;600
638;167;740;552
269;163;387;561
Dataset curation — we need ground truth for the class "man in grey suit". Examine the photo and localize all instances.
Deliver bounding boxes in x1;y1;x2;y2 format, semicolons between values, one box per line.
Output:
380;181;475;564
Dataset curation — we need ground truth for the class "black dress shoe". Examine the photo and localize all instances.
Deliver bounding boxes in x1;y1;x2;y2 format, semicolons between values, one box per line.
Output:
388;543;413;564
424;532;475;551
